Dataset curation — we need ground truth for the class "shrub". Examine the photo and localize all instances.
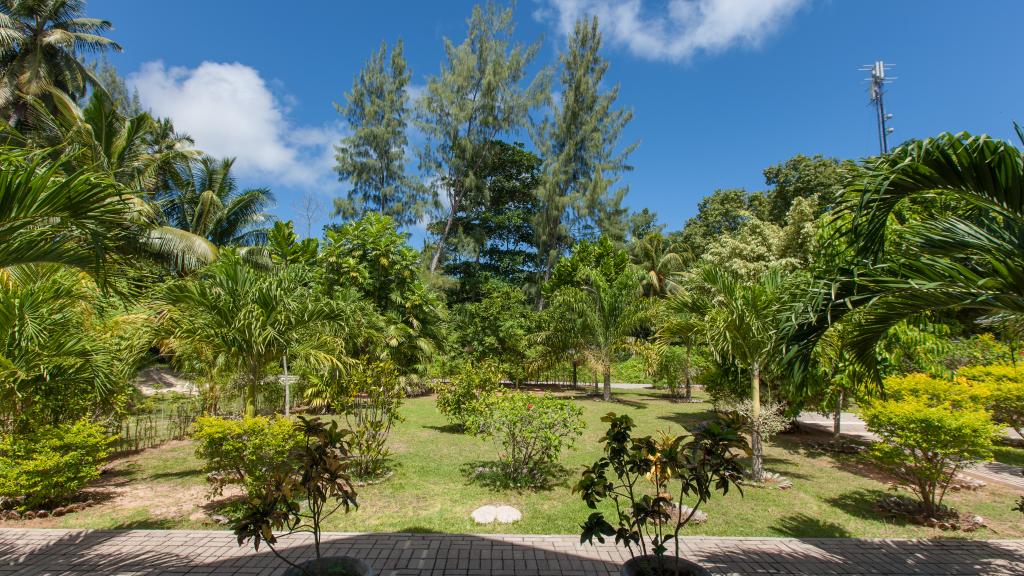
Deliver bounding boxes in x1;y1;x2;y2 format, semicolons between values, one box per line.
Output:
958;364;1024;437
192;416;302;494
0;420;112;508
862;398;999;517
336;361;404;479
881;372;989;410
465;391;584;487
435;360;502;428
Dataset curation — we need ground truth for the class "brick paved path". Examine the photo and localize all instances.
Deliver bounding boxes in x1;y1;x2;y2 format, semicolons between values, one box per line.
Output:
1;529;1022;575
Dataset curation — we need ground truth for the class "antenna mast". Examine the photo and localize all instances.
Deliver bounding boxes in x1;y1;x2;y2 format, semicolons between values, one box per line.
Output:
860;61;896;154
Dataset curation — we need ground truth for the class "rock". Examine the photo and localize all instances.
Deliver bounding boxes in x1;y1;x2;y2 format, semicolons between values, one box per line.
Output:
0;510;19;521
674;504;708;525
471;504;523;524
471;505;497;524
210;514;229;525
22;511;35;520
494;505;522;524
51;507;66;517
35;510;49;518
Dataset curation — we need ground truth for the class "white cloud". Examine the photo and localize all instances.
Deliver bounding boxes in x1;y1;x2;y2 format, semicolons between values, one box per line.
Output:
129;61;342;188
539;0;805;62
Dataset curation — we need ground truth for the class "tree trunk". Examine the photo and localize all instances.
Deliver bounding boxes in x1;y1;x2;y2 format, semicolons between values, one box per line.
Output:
603;368;612;402
429;197;459;273
750;362;764;483
683;344;693;401
572;361;578;388
244;378;258;418
283;355;290;417
833;388;843;439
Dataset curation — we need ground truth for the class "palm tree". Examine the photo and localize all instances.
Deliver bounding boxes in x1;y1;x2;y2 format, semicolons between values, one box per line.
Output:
7;91;217;271
0;0;121;122
630;231;685;297
163;156;275;248
552;266;649;401
789;131;1024;377
699;264;789;483
0;146;136;274
159;251;360;417
0;264;147;434
656;288;707;400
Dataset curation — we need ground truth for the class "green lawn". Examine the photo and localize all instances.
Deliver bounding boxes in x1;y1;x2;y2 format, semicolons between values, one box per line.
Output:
22;389;1024;538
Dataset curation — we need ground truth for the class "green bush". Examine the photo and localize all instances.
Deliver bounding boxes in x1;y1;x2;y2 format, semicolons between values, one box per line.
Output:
192;416;302;494
465;391;584;487
959;364;1024;437
0;420;112;508
435;360;502;428
862;398;999;517
881;372;989;410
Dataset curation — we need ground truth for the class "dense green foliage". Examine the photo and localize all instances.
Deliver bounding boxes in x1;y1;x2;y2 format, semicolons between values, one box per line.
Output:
192;415;302;495
0;420;111;508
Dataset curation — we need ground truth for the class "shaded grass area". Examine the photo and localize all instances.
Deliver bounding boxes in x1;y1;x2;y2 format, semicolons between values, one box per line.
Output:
993;444;1024;468
8;390;1024;538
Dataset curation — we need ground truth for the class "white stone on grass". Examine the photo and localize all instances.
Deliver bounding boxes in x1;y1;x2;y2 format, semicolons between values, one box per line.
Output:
471;504;521;524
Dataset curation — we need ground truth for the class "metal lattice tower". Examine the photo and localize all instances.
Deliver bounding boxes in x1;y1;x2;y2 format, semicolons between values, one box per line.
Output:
860;61;896;154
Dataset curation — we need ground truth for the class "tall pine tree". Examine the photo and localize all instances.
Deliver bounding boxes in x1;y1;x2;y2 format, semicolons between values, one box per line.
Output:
532;16;636;290
416;2;548;273
334;40;427;227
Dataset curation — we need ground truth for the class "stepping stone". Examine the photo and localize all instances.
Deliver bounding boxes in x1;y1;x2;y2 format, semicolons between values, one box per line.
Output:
471;504;522;524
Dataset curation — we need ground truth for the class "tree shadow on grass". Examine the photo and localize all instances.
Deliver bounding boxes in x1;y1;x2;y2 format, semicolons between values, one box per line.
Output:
148;468;204;481
459;459;570;492
656;409;718;431
824;488;911;526
772;513;852;537
423;423;465;435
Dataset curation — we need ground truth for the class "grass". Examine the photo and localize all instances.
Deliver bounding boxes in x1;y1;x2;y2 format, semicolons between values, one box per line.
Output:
993;443;1024;467
16;388;1024;538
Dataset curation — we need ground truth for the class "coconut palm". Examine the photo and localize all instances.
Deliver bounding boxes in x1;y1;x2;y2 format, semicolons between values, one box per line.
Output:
159;251;364;417
0;0;121;122
788;131;1024;377
551;266;649;401
163;156;275;248
699;264;790;483
630;231;685;297
6;91;217;271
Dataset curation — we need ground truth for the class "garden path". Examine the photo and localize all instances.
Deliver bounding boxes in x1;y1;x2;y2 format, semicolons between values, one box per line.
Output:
2;528;1022;575
796;412;1024;490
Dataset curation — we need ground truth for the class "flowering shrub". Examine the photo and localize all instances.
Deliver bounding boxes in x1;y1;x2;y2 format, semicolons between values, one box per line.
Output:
466;392;584;487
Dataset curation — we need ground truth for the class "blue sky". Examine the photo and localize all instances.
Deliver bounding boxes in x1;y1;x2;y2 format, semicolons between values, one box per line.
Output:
94;0;1023;239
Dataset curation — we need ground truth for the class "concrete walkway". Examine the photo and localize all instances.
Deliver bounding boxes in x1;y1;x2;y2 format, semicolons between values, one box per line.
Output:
2;529;1023;576
797;412;1024;491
